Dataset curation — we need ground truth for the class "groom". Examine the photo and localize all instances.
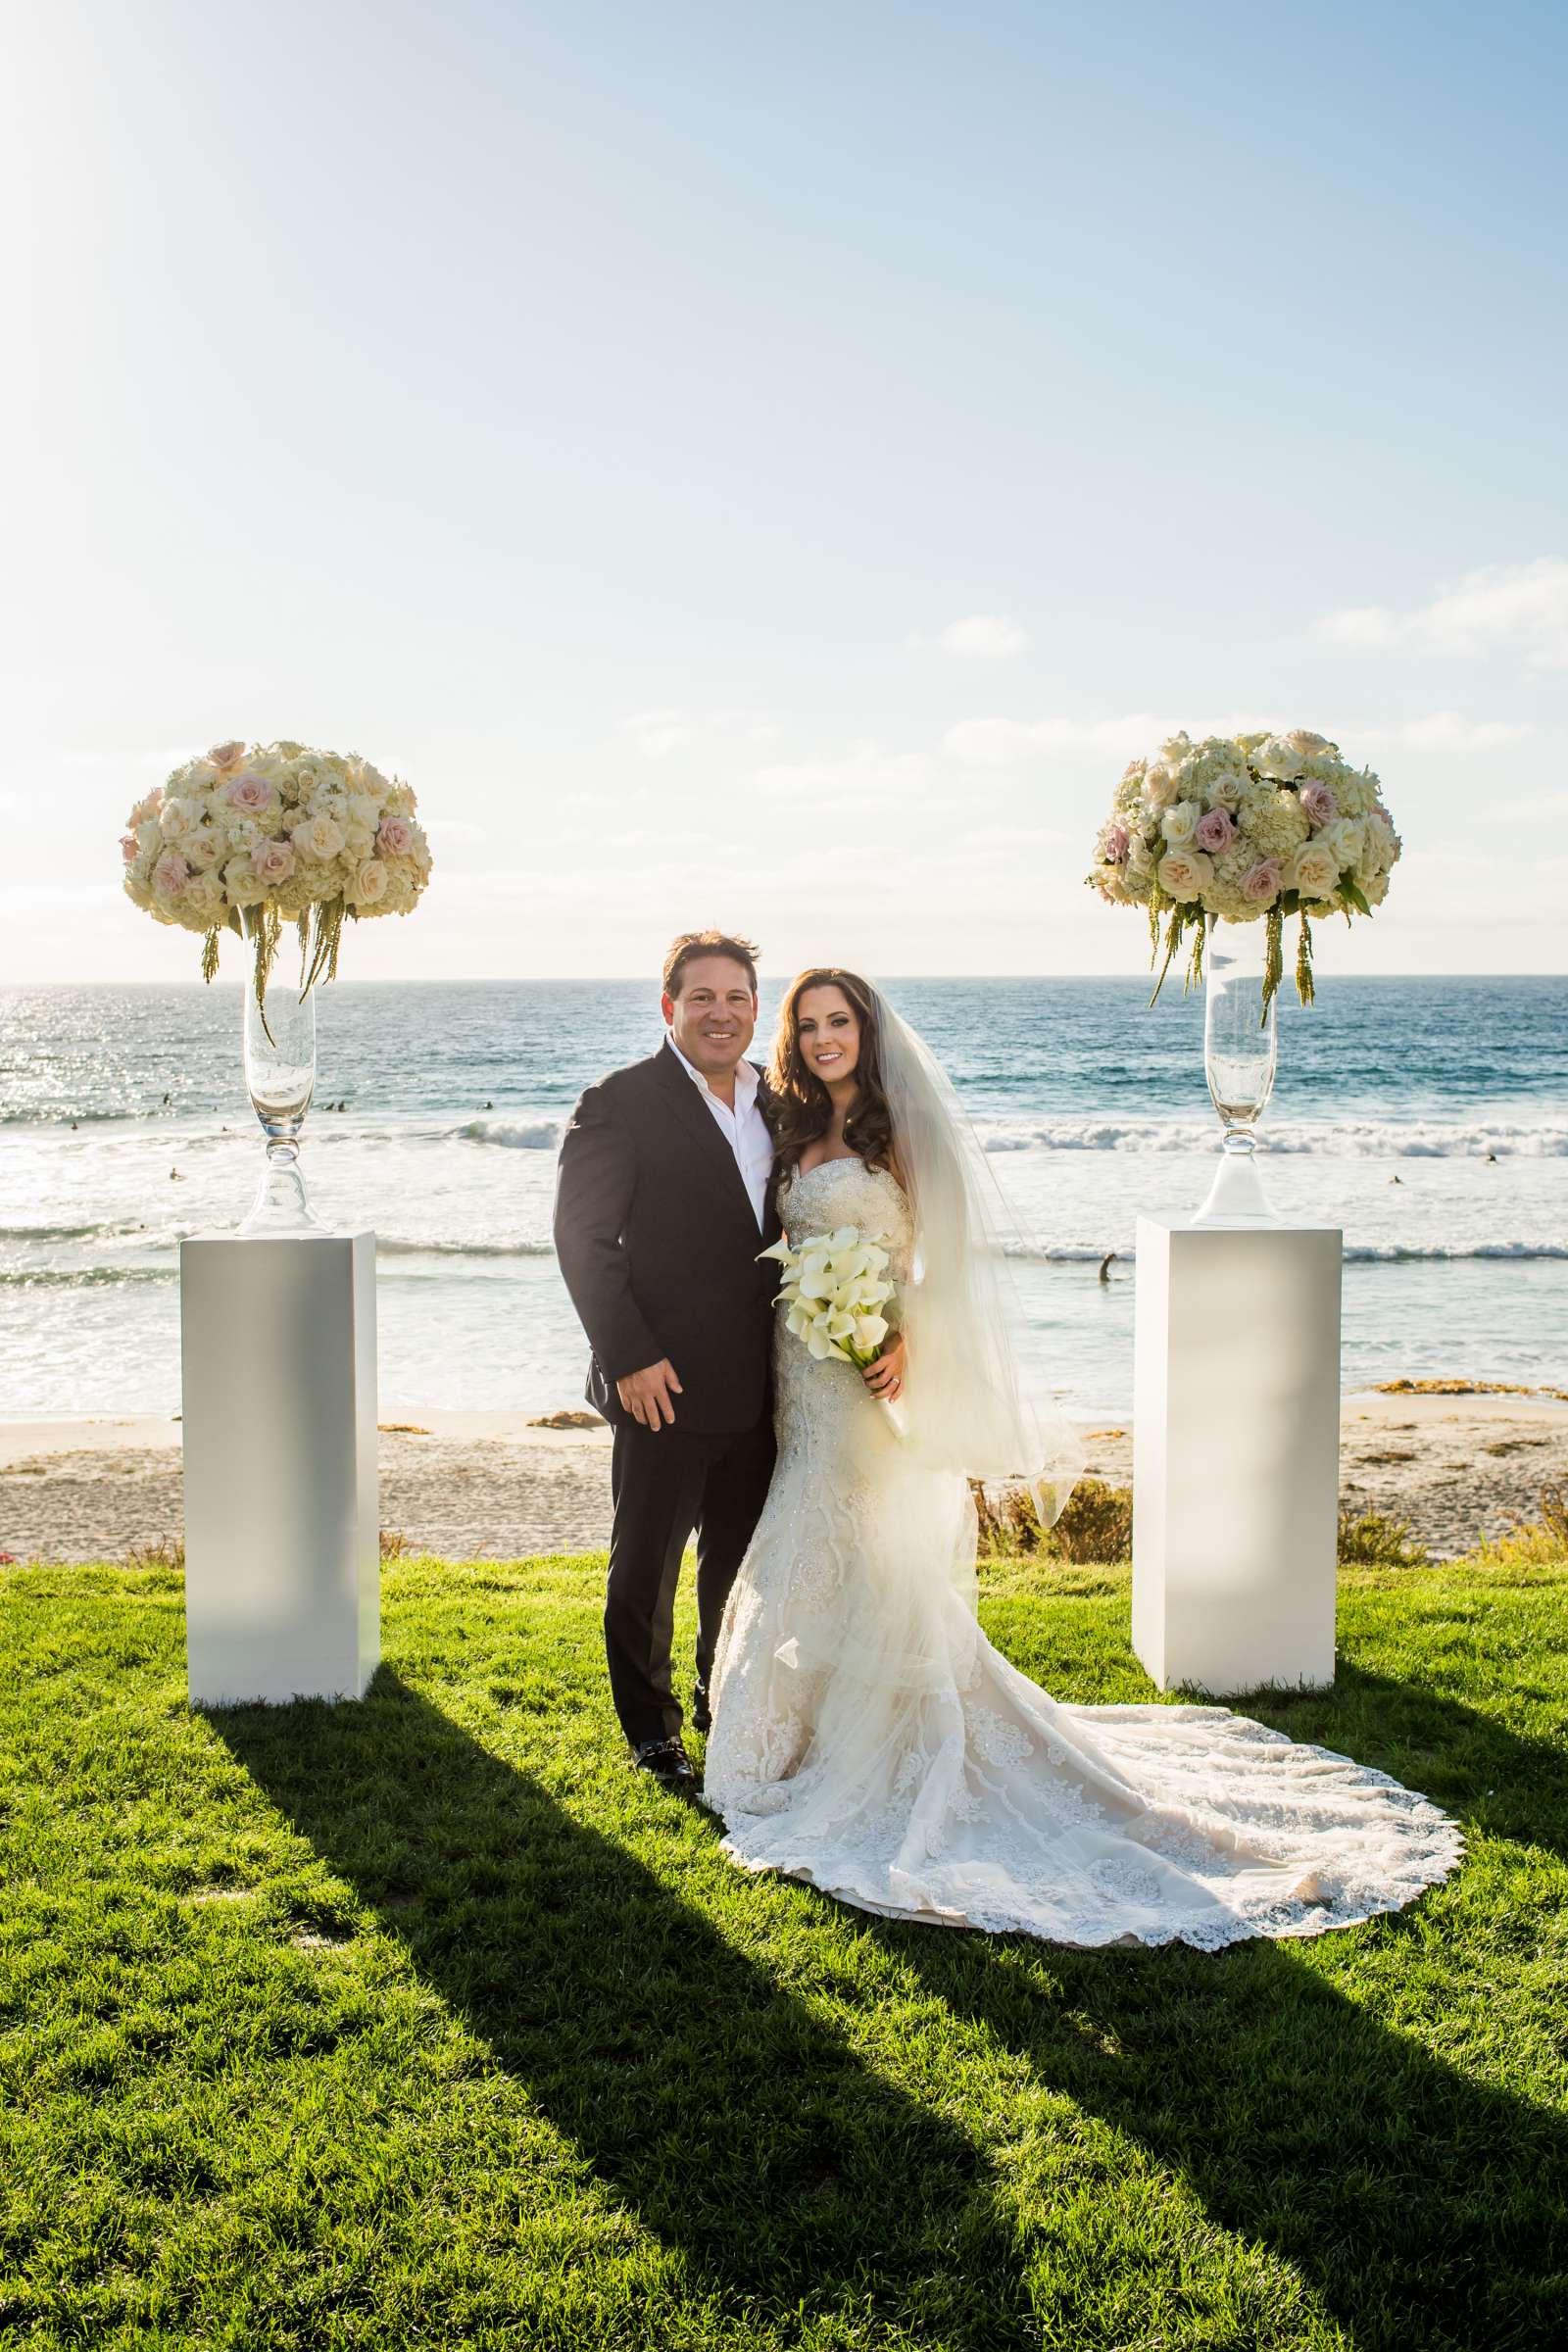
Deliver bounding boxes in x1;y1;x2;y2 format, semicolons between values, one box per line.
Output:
553;932;781;1786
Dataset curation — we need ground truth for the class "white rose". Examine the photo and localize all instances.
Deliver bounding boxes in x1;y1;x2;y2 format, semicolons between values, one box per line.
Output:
181;870;226;926
1253;734;1305;781
1205;768;1248;809
183;825;224;872
346;857;388;907
159;795;202;842
1287;842;1340;902
1144;764;1179;812
1161;799;1202;847
1365;806;1400;864
293;811;346;861
170;758;218;794
1156;847;1214;903
1317;816;1365;873
221;856;270;908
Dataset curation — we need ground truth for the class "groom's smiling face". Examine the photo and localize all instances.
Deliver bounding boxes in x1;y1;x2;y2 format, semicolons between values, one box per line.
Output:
663;956;758;1077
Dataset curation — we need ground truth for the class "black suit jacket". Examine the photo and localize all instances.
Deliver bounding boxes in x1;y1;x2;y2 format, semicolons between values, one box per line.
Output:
553;1045;783;1433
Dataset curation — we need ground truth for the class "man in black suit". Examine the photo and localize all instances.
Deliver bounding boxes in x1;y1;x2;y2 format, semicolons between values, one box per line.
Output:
553;932;781;1785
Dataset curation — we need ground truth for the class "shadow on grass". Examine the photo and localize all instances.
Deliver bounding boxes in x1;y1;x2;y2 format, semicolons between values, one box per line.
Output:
211;1670;1030;2345
863;1660;1568;2352
211;1662;1568;2351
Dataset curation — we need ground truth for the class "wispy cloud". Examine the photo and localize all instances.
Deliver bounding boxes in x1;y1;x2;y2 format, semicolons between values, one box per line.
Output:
621;708;779;760
938;613;1029;659
622;709;695;760
1354;710;1534;749
1318;559;1568;668
62;745;194;776
750;743;937;803
423;817;487;843
943;714;1160;766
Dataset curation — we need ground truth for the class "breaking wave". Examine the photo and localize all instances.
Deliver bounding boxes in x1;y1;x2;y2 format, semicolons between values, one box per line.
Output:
978;1117;1568;1160
457;1115;564;1151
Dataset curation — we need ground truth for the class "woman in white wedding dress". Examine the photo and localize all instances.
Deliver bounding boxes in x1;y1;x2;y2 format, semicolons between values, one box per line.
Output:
703;970;1462;1951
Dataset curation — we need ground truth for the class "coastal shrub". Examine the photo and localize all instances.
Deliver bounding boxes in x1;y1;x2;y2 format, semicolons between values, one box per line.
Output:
1336;1510;1432;1569
973;1478;1133;1564
1475;1485;1568;1574
124;1535;184;1572
1538;1482;1568;1551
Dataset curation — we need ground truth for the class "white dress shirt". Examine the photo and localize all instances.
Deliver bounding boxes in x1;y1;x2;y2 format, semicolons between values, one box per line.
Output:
664;1034;772;1230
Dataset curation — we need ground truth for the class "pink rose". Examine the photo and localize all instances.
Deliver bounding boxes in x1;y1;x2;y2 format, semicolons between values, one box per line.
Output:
1241;858;1283;905
153;852;191;900
251;836;296;887
1099;821;1130;865
1298;781;1337;829
208;740;246;771
224;772;276;814
376;815;414;858
120;833;138;865
1194;807;1237;854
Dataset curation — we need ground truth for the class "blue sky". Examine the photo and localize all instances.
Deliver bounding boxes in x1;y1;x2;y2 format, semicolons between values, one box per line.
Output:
3;0;1565;981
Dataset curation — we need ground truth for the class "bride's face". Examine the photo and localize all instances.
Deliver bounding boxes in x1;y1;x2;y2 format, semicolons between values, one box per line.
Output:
795;984;859;1085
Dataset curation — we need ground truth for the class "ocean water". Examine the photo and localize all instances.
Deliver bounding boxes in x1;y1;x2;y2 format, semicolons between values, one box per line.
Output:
2;977;1566;1421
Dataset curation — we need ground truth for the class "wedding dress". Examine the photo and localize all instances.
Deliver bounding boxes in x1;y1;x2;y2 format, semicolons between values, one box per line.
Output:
704;1149;1463;1950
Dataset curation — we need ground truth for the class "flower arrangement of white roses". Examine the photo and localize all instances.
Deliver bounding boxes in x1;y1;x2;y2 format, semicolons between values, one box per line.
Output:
121;741;432;1006
1086;729;1401;1009
760;1225;897;1369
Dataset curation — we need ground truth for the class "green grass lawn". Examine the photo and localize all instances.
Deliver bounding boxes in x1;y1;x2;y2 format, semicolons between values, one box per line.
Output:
3;1540;1567;2351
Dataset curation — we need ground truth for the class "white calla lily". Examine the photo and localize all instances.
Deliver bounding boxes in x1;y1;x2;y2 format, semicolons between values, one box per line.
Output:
760;1223;899;1373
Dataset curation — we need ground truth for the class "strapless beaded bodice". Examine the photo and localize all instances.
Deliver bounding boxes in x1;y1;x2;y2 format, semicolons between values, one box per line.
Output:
778;1157;912;1273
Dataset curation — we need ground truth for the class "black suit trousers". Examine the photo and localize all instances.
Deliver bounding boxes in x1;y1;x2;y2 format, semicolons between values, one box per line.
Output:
606;1411;776;1748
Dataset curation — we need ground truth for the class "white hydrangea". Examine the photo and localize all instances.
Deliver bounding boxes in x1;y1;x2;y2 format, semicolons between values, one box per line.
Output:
1333;768;1378;818
1240;787;1310;857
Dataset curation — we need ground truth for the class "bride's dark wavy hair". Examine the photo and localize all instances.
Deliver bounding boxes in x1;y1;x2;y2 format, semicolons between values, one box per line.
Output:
767;968;897;1177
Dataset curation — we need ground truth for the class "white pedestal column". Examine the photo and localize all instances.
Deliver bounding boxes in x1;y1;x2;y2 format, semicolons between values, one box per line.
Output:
1132;1215;1341;1695
180;1232;378;1707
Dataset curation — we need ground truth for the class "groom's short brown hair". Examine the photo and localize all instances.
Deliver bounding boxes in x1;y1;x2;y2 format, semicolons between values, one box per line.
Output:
662;931;760;997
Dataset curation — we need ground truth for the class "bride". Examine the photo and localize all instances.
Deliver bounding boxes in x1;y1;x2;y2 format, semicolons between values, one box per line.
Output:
703;969;1462;1950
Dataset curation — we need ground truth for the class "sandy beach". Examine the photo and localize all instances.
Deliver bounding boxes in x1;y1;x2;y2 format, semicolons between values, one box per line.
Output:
3;1391;1565;1565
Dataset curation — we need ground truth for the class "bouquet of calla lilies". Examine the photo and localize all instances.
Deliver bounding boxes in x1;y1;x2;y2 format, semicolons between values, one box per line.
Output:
760;1225;896;1369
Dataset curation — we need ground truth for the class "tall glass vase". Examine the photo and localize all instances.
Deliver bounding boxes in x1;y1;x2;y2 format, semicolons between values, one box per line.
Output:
1194;914;1279;1227
239;981;321;1235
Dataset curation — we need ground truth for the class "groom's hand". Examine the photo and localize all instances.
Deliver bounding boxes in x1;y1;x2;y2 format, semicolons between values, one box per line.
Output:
617;1358;683;1430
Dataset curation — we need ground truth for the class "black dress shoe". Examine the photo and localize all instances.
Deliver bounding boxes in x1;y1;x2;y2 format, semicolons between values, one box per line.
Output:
691;1682;711;1735
632;1736;695;1785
